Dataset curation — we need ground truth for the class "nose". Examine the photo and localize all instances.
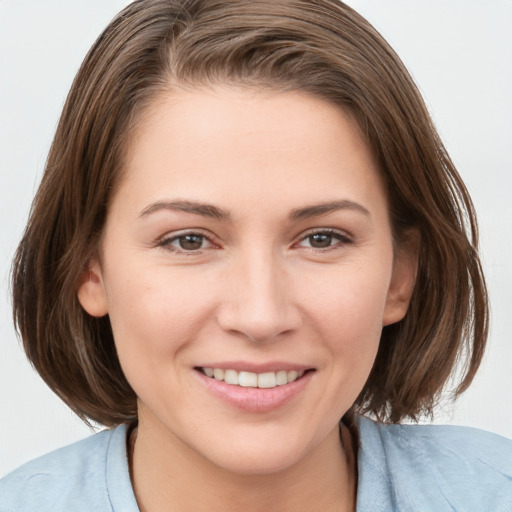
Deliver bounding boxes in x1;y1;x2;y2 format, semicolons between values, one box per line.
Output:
216;249;302;343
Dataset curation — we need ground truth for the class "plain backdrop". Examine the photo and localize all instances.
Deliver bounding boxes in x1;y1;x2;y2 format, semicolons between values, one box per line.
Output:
1;0;511;478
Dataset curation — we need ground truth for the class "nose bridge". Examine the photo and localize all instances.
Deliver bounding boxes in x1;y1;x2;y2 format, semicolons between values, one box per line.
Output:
217;244;300;342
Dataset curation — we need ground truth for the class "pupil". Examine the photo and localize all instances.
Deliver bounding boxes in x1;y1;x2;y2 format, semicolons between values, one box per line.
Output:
310;233;332;248
179;234;203;250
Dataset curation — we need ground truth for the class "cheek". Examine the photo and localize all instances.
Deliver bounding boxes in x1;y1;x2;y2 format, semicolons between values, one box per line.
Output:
308;261;391;336
104;266;216;375
304;261;391;380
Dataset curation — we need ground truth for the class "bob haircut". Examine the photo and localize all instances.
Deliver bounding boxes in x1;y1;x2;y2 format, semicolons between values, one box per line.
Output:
12;0;487;426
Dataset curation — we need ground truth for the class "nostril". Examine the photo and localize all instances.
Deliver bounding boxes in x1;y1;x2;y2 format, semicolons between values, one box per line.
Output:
216;278;302;342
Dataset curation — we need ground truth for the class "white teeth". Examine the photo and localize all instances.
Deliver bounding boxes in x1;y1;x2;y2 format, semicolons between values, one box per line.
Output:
224;369;239;385
201;367;306;388
287;370;298;382
258;372;276;388
276;370;288;386
238;371;258;387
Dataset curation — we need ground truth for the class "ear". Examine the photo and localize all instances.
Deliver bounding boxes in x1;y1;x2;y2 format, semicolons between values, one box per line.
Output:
382;230;419;326
77;259;109;317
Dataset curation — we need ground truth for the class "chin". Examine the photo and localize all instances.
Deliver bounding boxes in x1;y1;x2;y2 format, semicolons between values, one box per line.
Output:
213;449;302;476
198;431;313;476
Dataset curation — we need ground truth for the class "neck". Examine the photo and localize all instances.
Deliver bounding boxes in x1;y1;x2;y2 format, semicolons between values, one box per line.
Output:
128;418;357;512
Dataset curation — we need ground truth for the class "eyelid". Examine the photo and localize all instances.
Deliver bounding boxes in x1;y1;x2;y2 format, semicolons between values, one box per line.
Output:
155;228;220;253
153;227;353;253
293;227;353;249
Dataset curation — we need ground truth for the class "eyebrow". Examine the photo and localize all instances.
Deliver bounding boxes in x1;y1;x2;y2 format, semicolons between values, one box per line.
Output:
139;200;231;220
289;200;370;221
139;199;370;221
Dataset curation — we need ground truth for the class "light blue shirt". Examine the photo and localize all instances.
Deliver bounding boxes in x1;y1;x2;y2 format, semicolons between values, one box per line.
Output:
1;416;511;511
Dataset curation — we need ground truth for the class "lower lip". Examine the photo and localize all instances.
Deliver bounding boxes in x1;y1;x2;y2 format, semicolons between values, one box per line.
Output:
195;370;314;413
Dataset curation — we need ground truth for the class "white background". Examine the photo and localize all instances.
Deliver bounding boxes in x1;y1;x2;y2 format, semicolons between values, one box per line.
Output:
1;1;511;477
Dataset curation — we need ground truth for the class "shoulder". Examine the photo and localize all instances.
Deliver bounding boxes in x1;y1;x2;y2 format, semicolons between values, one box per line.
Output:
0;425;138;512
356;415;512;512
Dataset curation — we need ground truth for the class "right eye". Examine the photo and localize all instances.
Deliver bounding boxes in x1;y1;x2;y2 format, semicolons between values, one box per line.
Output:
158;232;214;252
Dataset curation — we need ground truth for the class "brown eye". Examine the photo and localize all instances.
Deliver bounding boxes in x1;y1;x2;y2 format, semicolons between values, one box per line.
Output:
308;233;333;248
160;232;213;252
296;230;351;250
177;234;205;250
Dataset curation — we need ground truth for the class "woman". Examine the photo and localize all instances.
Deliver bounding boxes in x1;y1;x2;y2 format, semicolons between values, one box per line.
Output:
1;1;511;510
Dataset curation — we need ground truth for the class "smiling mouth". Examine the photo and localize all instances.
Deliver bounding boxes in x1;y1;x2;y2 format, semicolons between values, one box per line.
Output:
196;367;313;389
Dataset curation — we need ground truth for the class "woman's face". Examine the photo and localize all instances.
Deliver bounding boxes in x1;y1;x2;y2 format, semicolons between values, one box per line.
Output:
79;87;415;475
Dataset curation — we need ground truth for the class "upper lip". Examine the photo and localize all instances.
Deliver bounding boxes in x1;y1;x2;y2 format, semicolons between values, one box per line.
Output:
195;361;314;373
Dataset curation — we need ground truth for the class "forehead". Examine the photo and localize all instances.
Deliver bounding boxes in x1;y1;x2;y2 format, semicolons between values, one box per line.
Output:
115;86;387;219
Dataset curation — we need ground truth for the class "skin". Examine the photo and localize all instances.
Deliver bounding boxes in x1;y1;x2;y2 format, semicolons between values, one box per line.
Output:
78;87;416;512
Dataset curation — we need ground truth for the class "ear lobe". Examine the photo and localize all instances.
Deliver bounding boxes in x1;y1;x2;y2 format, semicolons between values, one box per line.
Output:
77;260;109;317
382;230;419;327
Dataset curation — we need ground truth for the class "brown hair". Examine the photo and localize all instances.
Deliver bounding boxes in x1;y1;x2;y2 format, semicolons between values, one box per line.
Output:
12;0;487;426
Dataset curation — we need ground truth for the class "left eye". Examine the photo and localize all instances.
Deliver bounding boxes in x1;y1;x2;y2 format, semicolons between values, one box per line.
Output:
297;231;349;249
162;233;212;251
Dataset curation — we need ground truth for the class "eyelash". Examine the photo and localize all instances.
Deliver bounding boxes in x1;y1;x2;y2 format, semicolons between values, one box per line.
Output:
156;228;352;254
156;230;217;254
295;228;353;251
